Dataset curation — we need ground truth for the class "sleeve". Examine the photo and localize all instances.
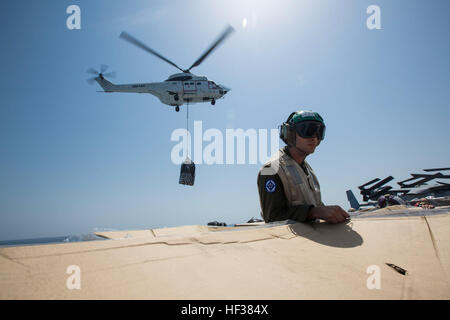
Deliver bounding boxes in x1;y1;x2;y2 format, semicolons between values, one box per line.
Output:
257;172;313;223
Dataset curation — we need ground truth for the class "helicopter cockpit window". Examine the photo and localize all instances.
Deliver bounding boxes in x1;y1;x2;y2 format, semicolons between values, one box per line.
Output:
208;81;219;88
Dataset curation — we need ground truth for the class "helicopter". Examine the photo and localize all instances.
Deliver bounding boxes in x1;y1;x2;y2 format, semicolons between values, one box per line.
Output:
87;25;234;112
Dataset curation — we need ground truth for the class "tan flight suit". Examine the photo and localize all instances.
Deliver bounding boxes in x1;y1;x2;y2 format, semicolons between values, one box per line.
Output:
257;147;324;223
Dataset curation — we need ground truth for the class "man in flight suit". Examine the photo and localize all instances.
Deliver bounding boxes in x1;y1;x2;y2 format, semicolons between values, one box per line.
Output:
257;110;349;224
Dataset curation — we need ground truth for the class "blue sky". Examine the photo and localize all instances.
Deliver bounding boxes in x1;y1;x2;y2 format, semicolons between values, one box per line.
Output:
1;0;449;241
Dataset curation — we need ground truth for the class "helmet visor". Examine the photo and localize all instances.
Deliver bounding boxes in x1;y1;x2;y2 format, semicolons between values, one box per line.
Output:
294;121;326;140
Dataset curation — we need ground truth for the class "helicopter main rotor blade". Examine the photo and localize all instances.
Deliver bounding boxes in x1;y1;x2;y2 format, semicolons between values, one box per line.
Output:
120;31;185;73
187;25;234;72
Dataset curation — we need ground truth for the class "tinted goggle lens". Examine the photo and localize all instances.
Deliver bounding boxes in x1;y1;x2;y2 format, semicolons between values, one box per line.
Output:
294;121;326;140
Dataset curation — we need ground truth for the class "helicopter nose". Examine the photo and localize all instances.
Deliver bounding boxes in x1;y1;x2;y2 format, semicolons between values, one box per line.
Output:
219;85;231;94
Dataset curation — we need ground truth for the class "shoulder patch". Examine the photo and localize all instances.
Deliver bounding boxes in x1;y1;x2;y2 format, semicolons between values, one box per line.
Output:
265;179;277;193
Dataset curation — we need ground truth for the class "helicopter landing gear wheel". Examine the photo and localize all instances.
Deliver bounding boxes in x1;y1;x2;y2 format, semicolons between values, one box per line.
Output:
175;106;180;112
211;99;216;106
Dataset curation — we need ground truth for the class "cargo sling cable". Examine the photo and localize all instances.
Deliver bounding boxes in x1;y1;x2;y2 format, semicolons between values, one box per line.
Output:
179;102;196;186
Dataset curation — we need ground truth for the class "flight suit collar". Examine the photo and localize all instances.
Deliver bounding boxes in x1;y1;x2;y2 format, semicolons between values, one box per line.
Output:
283;146;307;174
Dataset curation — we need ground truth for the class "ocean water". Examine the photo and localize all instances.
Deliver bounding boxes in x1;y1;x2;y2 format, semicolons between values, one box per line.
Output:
0;222;250;247
0;233;106;248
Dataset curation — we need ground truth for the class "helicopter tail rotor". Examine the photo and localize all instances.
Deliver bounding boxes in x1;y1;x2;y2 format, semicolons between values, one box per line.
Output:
86;65;116;85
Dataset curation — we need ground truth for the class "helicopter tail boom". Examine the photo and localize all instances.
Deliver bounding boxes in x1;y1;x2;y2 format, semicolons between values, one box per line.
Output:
95;76;117;92
95;77;155;95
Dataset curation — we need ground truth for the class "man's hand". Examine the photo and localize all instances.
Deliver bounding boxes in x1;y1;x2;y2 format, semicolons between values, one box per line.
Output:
308;205;350;224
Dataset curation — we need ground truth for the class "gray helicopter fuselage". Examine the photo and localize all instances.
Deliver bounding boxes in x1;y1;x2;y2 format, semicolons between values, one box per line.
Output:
90;26;234;109
95;73;230;107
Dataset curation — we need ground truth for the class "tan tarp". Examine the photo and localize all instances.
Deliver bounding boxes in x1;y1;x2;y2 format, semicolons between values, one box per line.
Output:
1;211;449;299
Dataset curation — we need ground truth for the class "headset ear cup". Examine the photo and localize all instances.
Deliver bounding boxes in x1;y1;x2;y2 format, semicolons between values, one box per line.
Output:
288;127;296;146
284;126;289;144
281;123;295;146
280;123;287;144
